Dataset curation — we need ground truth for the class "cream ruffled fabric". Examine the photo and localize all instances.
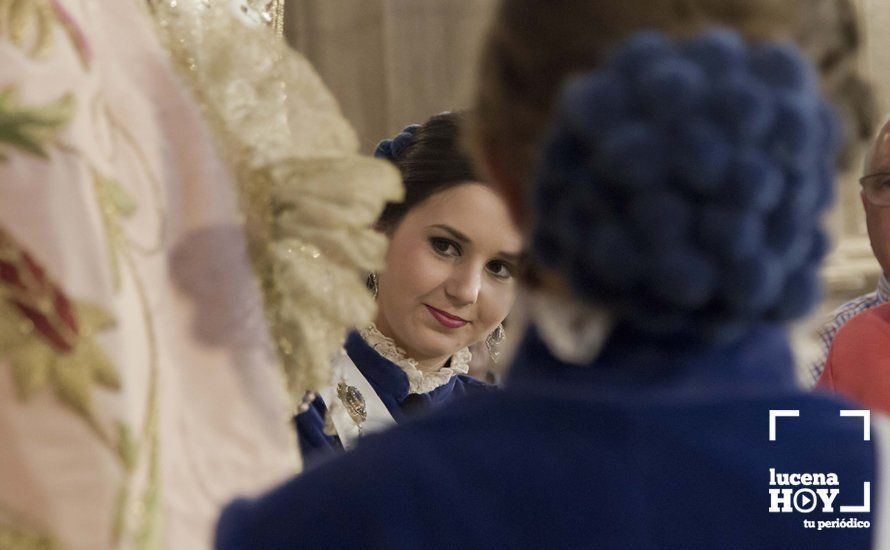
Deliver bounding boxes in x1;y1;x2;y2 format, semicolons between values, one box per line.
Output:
146;0;403;400
359;324;471;394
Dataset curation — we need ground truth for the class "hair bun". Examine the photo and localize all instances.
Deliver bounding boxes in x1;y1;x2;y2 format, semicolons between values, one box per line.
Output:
374;124;421;162
533;28;840;344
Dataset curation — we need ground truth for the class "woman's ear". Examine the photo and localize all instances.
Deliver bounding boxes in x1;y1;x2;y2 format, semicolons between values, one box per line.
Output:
479;141;530;232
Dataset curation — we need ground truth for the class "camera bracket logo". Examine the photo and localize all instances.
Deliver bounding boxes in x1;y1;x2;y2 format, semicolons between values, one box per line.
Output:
768;409;870;519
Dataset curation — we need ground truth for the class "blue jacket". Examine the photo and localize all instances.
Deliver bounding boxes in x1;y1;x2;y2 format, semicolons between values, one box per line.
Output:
295;331;492;466
219;324;877;549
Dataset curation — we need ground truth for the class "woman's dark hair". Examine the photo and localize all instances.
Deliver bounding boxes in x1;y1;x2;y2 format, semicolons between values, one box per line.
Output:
375;112;480;234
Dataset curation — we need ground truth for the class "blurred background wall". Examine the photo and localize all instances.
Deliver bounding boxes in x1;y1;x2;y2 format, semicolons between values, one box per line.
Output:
283;0;496;153
822;0;885;308
282;0;888;310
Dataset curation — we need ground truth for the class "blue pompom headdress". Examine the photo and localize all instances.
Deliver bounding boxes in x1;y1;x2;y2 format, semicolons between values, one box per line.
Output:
532;29;840;344
374;124;421;162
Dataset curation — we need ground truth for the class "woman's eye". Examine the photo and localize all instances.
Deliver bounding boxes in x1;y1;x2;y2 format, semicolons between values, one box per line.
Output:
487;261;513;279
430;237;460;256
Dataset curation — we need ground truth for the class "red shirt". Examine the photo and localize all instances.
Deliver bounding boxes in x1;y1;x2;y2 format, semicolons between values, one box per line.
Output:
818;301;890;413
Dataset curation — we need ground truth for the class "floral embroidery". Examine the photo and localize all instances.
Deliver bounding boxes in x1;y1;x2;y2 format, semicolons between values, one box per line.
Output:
0;2;162;545
92;168;137;290
104;106;167;255
132;423;160;550
0;0;91;66
0;88;74;161
52;104;162;549
0;227;120;446
114;230;162;549
0;523;57;550
47;0;91;67
1;0;55;60
0;503;57;549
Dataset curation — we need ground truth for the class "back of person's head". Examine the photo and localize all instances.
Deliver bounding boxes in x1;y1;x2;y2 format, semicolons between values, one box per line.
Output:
472;0;874;346
474;0;872;186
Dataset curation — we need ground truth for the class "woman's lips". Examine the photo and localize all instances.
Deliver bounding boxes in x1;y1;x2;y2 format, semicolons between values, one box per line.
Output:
424;305;468;329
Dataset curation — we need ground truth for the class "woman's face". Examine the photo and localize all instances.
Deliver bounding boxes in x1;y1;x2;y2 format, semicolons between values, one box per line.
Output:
375;183;523;363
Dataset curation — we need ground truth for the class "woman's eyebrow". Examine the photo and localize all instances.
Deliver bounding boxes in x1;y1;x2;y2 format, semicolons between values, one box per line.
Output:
498;251;522;263
430;224;471;243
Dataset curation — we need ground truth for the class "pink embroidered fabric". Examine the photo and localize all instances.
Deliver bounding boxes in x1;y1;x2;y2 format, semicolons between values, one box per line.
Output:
0;2;297;547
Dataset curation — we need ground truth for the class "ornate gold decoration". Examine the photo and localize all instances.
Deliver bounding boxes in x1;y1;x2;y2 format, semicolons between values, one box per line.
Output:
147;1;403;401
0;88;74;161
0;227;120;447
268;0;284;36
0;0;90;66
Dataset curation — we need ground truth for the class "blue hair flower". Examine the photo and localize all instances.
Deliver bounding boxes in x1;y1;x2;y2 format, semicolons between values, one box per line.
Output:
649;247;718;309
636;58;706;120
768;94;820;167
532;28;840;344
718;150;784;211
373;123;421;161
596;122;670;192
770;268;822;319
373;140;393;160
708;77;774;145
608;31;677;82
578;223;645;291
670;119;731;193
816;101;842;154
814;159;836;212
681;29;746;78
722;252;785;316
697;205;764;263
781;165;821;220
627;190;692;250
561;73;631;138
748;43;817;92
807;229;830;264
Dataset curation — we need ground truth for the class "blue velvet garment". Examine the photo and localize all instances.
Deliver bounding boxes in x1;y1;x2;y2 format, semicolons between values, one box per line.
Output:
295;331;492;467
219;324;877;549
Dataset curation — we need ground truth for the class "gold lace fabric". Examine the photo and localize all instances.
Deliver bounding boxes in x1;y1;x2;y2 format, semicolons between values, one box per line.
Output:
146;0;403;400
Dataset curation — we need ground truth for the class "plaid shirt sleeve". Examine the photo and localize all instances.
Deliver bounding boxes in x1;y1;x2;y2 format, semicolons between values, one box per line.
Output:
807;291;884;385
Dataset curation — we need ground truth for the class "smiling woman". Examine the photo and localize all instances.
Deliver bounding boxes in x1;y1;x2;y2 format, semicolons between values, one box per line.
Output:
294;112;524;464
376;183;521;368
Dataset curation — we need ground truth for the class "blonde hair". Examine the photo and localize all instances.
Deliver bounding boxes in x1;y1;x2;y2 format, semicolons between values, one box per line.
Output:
472;0;873;187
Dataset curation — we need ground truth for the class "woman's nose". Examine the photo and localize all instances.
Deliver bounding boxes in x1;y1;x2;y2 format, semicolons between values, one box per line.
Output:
444;265;482;306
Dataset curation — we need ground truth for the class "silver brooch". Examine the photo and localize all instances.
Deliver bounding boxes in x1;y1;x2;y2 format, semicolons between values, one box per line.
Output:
337;381;367;428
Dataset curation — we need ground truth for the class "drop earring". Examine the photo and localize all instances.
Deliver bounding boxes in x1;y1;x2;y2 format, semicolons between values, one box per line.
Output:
485;323;506;363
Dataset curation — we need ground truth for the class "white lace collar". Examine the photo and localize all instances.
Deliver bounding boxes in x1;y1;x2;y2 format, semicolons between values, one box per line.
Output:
359;324;471;394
